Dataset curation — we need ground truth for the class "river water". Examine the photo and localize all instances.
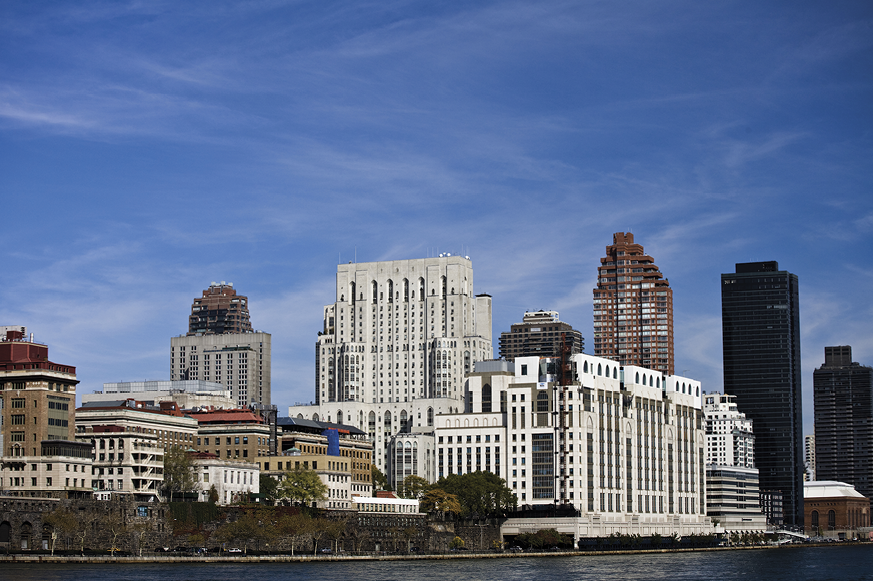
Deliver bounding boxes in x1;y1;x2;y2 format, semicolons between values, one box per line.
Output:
3;545;871;581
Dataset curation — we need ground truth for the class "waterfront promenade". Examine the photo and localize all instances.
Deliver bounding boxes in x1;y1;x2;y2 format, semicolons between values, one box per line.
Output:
0;542;853;564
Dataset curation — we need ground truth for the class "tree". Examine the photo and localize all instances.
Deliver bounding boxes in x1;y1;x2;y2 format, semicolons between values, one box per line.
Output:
279;467;329;506
163;445;197;502
130;522;151;557
430;471;516;517
100;509;129;556
401;526;419;553
449;536;465;549
371;464;390;492
77;513;100;556
398;475;429;499
277;511;312;556
419;488;462;514
259;474;280;504
324;518;347;552
345;526;371;553
309;517;332;554
215;510;276;554
43;507;78;555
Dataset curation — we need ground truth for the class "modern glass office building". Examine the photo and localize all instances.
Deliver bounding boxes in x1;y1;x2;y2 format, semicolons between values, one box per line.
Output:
721;261;804;527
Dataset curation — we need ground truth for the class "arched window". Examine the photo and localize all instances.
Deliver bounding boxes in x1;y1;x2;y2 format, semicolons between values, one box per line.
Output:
656;377;660;388
368;411;376;434
605;365;610;378
696;387;700;396
583;361;588;373
372;281;378;304
427;407;434;426
400;410;408;431
613;368;618;379
0;521;10;544
811;511;819;529
598;363;602;376
313;413;320;421
419;278;425;300
482;383;492;413
388;280;394;303
828;510;836;530
441;276;447;298
350;282;356;305
384;411;392;429
635;372;640;384
337;410;343;425
403;279;409;302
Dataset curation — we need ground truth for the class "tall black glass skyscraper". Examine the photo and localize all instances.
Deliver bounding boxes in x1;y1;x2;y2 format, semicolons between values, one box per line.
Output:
721;261;804;527
814;346;873;521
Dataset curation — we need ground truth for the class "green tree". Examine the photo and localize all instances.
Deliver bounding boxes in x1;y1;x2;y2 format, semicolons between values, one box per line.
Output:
324;518;347;552
430;471;516;517
277;511;312;556
449;536;465;549
309;517;332;555
398;475;429;499
259;474;280;504
215;510;276;554
371;464;390;491
163;445;197;502
419;488;462;514
279;467;329;505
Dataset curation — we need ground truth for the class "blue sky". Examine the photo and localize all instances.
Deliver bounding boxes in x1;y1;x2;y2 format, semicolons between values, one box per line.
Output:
2;1;871;436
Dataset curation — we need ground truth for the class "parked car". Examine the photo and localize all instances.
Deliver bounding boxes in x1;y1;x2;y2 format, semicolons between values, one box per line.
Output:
509;546;524;553
226;547;243;554
319;548;333;554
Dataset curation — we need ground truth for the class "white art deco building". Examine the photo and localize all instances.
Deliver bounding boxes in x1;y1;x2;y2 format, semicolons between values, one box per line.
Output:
439;354;713;538
289;254;493;475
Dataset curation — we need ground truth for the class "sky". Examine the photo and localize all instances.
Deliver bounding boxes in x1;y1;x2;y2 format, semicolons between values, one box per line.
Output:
1;1;871;437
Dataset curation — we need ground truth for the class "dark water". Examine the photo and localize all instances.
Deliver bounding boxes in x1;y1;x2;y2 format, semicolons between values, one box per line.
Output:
3;546;872;581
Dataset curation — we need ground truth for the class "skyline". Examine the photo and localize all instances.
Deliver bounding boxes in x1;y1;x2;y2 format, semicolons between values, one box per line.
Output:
2;1;872;439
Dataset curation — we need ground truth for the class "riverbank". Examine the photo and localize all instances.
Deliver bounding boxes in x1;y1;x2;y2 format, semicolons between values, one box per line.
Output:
0;542;859;564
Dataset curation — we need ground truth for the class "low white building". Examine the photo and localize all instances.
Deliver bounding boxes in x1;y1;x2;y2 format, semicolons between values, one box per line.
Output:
84;380;234;409
353;495;420;514
191;452;259;504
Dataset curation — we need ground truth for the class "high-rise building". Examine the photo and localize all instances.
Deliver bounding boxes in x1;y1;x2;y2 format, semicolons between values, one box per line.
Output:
593;232;674;374
813;346;873;514
721;261;804;527
498;310;583;360
171;332;271;408
1;329;78;454
188;282;252;335
290;254;493;476
0;329;92;498
703;393;767;531
172;283;270;407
